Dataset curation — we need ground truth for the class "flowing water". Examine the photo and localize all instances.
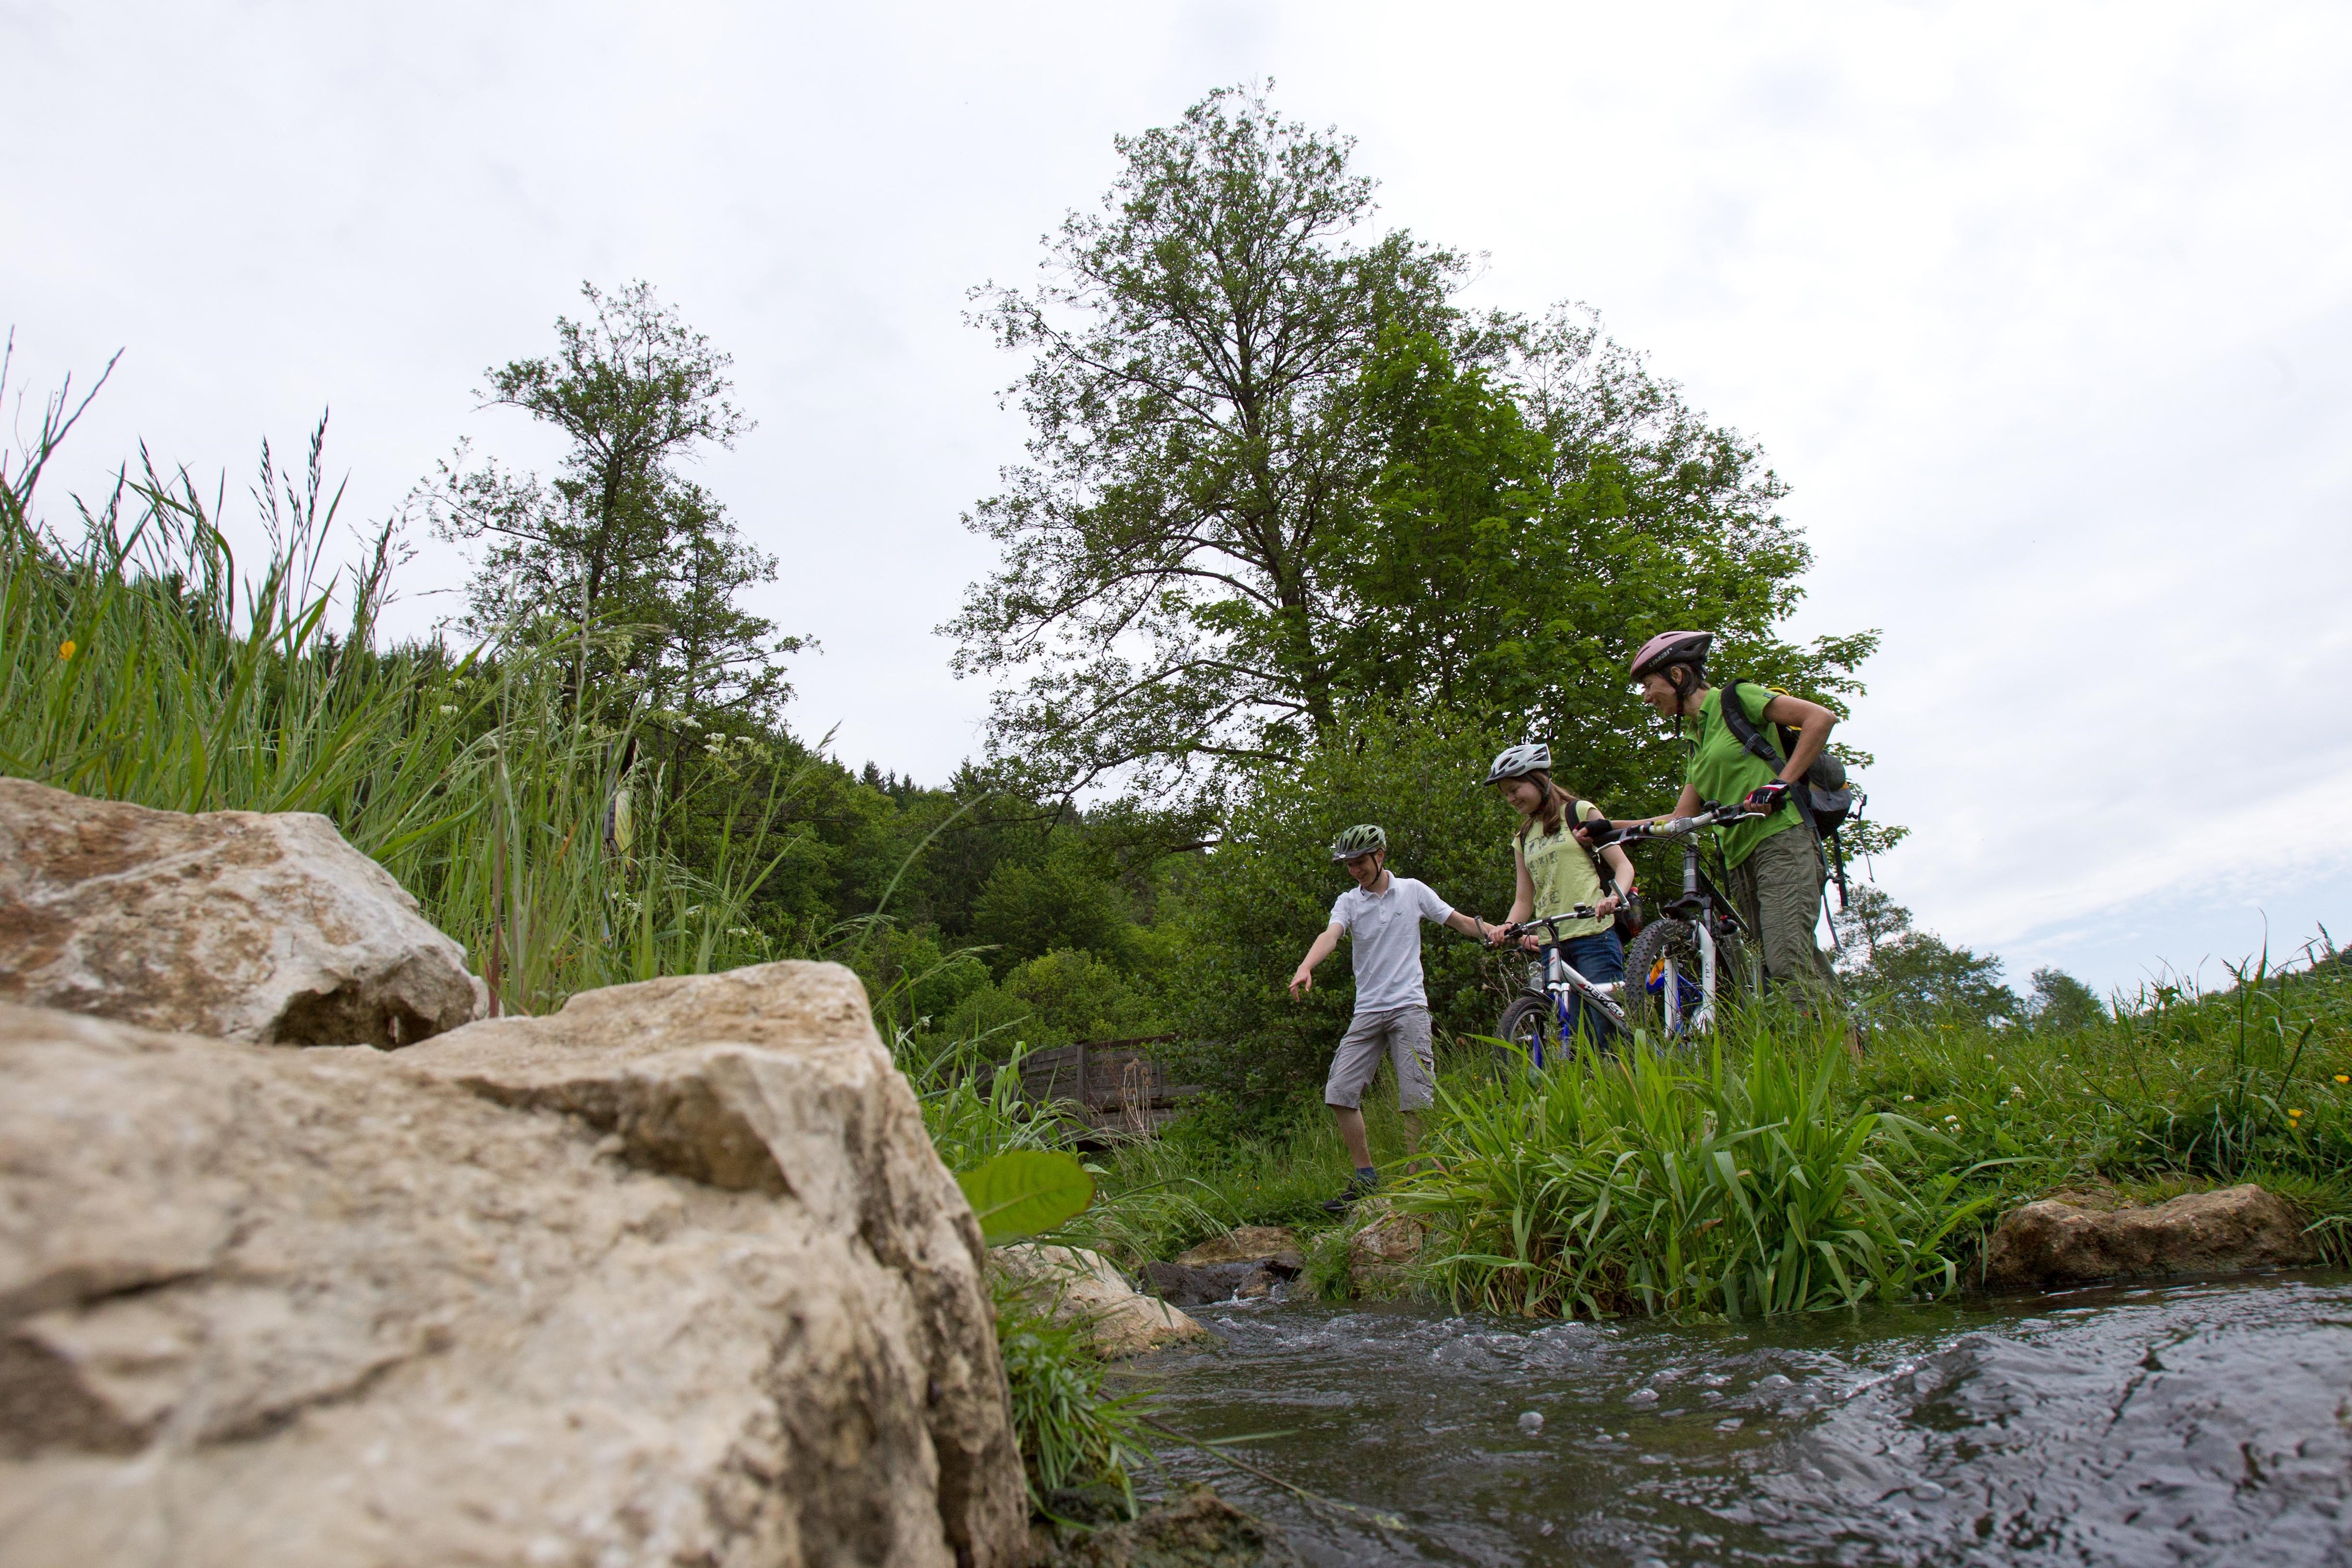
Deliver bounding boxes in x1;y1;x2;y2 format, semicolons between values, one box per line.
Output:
1131;1272;2352;1566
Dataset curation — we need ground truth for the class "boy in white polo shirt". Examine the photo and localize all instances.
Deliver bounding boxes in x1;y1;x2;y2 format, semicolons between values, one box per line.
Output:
1288;823;1496;1211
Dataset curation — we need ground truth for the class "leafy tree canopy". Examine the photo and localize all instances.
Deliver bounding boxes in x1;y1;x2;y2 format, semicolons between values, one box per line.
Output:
952;84;1875;827
2027;966;2107;1031
1835;885;2019;1027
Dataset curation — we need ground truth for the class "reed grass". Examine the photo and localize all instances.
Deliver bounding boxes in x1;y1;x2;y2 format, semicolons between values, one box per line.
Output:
1;401;800;1015
1403;1028;1995;1319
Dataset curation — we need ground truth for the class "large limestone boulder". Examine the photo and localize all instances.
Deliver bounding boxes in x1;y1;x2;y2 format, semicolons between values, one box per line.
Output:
995;1245;1211;1358
1982;1183;2319;1292
0;777;484;1046
0;961;1028;1568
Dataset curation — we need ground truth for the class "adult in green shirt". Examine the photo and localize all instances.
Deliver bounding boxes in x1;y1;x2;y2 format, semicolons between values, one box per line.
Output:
1584;630;1842;1003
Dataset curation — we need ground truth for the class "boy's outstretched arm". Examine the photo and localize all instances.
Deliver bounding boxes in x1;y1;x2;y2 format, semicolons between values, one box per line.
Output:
1442;909;1497;944
1290;923;1343;998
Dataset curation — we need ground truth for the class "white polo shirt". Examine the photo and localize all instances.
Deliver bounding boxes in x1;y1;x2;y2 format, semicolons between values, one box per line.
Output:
1328;874;1456;1015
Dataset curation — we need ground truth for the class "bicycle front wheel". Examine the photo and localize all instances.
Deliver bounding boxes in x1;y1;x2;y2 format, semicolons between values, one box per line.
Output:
1624;919;1708;1040
1493;993;1561;1077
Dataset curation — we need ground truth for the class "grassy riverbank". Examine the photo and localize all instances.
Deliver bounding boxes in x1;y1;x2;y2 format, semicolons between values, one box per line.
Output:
1020;950;2352;1325
1402;954;2352;1319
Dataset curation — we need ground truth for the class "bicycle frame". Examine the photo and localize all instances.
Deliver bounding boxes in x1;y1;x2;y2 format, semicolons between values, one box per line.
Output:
1503;911;1627;1064
1620;803;1758;1040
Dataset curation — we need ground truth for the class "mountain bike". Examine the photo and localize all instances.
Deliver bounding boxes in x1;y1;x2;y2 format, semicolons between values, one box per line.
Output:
1490;908;1629;1073
1608;802;1762;1040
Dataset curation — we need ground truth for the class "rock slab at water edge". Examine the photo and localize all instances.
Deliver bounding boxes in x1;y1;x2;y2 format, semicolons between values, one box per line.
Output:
1140;1257;1295;1308
0;777;485;1046
995;1244;1212;1358
0;961;1028;1568
1982;1183;2319;1291
1171;1226;1305;1272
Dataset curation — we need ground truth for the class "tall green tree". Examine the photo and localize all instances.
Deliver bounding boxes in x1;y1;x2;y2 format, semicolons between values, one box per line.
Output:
2026;966;2107;1030
428;281;800;722
952;87;1875;828
950;85;1467;811
1834;885;2019;1025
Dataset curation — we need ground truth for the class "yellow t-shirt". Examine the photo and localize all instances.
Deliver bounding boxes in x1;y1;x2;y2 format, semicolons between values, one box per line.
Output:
1515;800;1611;940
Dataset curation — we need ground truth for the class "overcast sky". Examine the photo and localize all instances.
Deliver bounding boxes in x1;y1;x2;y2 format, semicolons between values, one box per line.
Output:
7;1;2347;997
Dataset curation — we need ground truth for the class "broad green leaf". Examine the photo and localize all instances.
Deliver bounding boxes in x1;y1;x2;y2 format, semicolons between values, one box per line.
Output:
957;1149;1095;1244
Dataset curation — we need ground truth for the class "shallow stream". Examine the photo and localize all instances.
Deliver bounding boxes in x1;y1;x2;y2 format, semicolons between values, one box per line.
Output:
1133;1272;2352;1566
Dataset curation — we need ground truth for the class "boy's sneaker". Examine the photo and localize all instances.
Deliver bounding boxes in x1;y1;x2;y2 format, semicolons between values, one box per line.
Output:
1321;1174;1378;1214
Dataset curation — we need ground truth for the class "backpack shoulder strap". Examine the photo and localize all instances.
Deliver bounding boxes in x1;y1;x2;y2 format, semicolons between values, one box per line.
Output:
1715;681;1785;768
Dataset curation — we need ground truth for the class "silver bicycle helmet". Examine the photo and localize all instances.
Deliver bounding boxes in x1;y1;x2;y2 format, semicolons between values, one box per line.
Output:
1329;823;1388;862
1483;742;1552;785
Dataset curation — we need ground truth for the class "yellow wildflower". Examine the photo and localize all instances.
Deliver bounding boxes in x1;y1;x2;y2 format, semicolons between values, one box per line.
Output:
2335;1075;2349;1085
58;639;76;660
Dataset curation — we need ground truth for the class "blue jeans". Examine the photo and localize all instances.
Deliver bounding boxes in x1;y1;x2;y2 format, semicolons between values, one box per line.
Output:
1547;931;1626;1049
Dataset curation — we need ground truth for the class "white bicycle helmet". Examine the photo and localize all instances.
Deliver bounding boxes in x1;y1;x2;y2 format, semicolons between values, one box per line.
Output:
1483;742;1551;785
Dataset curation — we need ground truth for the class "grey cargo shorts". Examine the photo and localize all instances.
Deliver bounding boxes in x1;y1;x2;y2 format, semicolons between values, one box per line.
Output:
1324;1005;1436;1112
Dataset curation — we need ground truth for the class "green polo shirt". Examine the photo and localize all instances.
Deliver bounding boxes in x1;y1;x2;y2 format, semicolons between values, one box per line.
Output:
1685;685;1804;869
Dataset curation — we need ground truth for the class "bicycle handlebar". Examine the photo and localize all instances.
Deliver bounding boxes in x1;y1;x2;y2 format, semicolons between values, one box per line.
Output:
1494;908;1606;944
1607;800;1765;843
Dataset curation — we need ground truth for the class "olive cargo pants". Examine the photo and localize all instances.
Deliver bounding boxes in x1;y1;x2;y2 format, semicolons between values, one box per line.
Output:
1723;820;1840;999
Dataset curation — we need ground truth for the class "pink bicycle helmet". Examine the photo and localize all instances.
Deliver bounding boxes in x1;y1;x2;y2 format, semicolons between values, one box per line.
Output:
1628;630;1713;682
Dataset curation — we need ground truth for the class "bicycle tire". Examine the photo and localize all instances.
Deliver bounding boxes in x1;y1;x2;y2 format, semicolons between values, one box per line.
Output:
1624;918;1708;1040
1493;993;1559;1076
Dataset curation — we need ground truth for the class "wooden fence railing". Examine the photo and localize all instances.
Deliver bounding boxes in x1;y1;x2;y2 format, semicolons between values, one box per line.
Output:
999;1035;1202;1139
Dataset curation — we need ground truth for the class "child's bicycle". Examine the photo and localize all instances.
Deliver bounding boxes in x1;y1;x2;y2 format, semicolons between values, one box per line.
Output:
1490;908;1630;1073
1487;802;1766;1070
1607;802;1762;1040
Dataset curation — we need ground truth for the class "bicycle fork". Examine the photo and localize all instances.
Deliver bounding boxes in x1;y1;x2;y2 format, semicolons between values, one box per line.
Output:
1661;841;1720;1039
1661;928;1719;1038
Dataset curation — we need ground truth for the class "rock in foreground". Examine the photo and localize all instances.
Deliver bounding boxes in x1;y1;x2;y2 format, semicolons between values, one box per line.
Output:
0;777;483;1046
1982;1183;2319;1292
996;1244;1212;1358
0;961;1026;1568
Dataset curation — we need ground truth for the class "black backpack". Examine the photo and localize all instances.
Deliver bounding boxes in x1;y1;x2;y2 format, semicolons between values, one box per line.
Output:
1715;680;1863;905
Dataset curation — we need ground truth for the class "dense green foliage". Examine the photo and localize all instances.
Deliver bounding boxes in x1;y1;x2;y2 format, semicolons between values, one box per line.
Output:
1835;884;2029;1027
